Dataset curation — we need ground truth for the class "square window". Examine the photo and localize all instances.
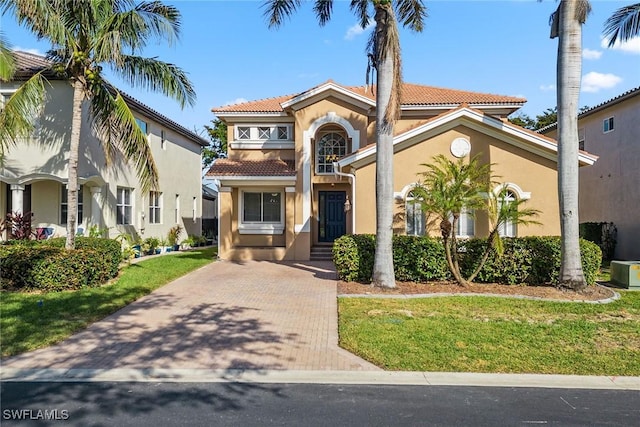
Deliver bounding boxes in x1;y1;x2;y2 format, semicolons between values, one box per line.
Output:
237;126;250;140
258;127;271;139
243;192;282;223
277;126;288;140
603;117;614;133
135;118;148;135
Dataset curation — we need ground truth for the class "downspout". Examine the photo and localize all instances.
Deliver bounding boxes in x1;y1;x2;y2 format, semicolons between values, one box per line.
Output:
333;162;356;233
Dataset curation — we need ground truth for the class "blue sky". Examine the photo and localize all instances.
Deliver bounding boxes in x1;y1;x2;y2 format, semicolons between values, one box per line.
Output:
2;0;639;134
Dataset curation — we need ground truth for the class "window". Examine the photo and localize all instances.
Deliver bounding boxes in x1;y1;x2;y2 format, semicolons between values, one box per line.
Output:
316;132;347;174
237;126;251;140
149;191;162;224
161;130;166;150
498;190;517;237
243;192;281;223
406;190;426;236
61;185;83;225
455;209;474;237
277;126;288;140
192;196;197;223
135;118;148;135
603;117;614;133
258;126;271;139
117;187;132;225
578;128;585;151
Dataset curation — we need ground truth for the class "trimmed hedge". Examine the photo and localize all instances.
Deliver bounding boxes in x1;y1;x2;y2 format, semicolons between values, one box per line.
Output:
333;234;602;286
0;237;122;291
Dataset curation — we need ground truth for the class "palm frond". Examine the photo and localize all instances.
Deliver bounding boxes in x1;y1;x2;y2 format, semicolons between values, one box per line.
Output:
134;1;181;45
4;0;67;45
603;3;640;47
350;0;370;28
89;85;159;192
0;72;48;157
374;2;402;124
115;55;196;108
313;0;333;27
0;32;15;81
395;0;427;32
262;0;302;28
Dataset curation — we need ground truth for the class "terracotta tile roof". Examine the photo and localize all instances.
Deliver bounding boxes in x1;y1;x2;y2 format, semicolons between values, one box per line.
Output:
12;51;58;79
213;81;526;114
206;159;296;177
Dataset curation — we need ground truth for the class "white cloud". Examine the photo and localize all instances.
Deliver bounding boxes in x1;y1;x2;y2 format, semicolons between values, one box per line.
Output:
223;98;247;106
582;72;622;93
582;48;602;60
12;47;44;56
601;36;640;55
539;84;556;92
344;22;374;41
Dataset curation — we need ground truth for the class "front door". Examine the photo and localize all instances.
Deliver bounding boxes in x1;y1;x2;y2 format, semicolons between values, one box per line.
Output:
319;191;346;243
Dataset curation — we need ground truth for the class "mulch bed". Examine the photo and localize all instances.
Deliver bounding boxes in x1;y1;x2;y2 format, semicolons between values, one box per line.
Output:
338;280;618;301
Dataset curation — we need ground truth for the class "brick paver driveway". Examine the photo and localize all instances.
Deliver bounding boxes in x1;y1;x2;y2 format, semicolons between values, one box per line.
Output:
2;260;378;371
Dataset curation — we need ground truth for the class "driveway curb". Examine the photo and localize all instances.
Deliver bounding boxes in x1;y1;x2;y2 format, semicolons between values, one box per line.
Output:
1;368;638;390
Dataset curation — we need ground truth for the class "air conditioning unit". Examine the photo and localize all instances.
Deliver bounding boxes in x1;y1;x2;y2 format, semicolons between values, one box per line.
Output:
610;261;640;289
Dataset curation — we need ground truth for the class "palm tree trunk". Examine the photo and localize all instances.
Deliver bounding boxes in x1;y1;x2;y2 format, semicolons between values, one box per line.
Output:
65;79;84;250
556;0;586;290
371;5;396;289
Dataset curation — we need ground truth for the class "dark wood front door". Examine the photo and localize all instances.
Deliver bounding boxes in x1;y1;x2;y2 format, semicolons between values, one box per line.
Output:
319;191;346;243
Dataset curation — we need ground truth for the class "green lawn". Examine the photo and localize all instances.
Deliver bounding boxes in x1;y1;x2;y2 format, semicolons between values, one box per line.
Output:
339;290;640;375
0;247;216;358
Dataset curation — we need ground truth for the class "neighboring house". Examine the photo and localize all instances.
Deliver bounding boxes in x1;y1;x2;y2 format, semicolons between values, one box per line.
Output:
207;80;597;261
540;87;640;260
0;51;209;242
202;184;218;241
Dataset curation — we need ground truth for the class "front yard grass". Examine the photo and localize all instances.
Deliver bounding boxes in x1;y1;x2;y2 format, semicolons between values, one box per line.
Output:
339;290;640;375
0;247;216;358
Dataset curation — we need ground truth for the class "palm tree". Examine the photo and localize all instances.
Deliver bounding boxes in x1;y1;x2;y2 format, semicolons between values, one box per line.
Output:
549;0;591;291
414;154;540;286
603;3;640;46
262;0;427;288
2;0;196;250
0;33;48;162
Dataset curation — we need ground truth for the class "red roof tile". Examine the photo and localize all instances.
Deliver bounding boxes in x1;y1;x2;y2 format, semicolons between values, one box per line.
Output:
213;81;526;114
206;159;296;177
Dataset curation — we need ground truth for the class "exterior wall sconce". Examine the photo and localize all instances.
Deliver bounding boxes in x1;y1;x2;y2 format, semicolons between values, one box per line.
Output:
344;195;351;212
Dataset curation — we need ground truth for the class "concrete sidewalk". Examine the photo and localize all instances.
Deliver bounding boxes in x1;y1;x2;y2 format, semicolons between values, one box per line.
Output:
1;259;638;390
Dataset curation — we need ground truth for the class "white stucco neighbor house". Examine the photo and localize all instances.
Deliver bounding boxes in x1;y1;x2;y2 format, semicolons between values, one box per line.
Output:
541;87;640;260
1;51;209;242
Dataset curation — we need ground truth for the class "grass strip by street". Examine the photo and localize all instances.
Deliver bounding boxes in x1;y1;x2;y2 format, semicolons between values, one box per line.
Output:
338;290;640;376
0;248;216;358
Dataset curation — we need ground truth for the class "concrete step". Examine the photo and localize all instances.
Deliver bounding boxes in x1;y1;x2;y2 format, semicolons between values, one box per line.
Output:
310;246;333;261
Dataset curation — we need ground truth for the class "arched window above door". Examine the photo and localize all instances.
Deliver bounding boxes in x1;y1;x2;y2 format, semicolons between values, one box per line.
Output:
316;132;347;174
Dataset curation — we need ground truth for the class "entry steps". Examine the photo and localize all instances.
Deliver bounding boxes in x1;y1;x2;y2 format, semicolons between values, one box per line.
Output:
310;245;333;261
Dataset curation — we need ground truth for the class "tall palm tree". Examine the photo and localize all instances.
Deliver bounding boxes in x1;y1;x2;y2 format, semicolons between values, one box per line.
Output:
550;0;591;291
262;0;427;289
603;3;640;46
2;0;196;249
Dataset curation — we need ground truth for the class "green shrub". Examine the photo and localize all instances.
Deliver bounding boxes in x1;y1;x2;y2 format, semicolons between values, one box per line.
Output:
333;234;375;282
0;237;122;291
333;234;602;285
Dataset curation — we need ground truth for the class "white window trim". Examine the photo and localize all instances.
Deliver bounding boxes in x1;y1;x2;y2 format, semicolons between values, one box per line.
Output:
149;191;162;224
603;116;614;133
238;188;285;235
231;124;294;150
316;132;348;175
160;129;166;150
454;210;475;239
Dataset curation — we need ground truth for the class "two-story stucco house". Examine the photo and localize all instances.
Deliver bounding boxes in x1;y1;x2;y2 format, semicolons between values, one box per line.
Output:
207;80;597;261
541;87;639;260
0;51;209;242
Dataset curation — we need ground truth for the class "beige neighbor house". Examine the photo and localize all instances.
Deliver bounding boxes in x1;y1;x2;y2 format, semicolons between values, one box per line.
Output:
541;87;640;260
0;51;209;242
207;80;597;261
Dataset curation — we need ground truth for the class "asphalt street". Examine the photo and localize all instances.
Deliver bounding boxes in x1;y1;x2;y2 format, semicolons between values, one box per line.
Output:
2;381;639;426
